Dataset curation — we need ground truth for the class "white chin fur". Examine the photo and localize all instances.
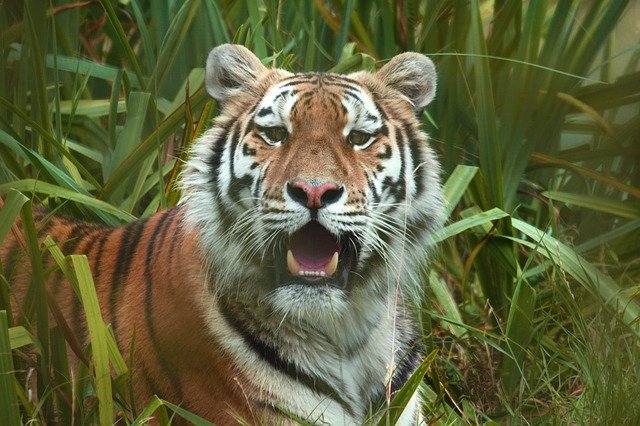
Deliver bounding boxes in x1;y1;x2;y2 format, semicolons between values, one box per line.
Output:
265;284;348;318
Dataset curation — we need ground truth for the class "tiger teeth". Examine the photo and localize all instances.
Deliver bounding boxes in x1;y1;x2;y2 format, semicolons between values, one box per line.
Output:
287;250;300;275
287;250;339;277
325;252;339;276
298;270;326;277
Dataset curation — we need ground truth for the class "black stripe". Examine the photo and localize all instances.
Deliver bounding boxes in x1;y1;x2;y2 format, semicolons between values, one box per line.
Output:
342;90;365;104
140;364;163;399
144;209;183;399
390;337;423;393
257;106;273;117
321;73;361;86
376;144;392;160
405;124;425;198
273;89;292;102
210;126;239;232
242;142;257;158
373;100;388;120
229;121;253;206
206;128;236;233
227;122;240;180
167;210;181;263
109;219;147;342
396;127;407;201
73;231;110;344
206;128;230;187
219;300;356;417
366;174;380;205
252;170;263;203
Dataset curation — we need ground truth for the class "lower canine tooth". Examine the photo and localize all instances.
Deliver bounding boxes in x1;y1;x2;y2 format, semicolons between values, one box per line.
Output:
287;250;300;275
325;252;339;276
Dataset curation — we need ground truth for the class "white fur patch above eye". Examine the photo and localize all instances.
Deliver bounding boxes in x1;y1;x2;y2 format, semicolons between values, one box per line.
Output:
253;83;297;132
341;92;382;137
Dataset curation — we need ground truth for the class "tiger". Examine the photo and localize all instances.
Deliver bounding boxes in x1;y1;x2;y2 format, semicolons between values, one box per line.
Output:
1;44;444;424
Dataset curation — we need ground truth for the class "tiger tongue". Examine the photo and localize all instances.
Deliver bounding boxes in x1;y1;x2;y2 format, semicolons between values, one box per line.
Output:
288;222;341;276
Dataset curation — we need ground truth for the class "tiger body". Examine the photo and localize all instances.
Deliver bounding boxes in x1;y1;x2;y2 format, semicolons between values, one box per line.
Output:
2;45;444;424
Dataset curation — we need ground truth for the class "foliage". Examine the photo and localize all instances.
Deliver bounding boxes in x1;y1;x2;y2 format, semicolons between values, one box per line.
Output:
1;0;639;423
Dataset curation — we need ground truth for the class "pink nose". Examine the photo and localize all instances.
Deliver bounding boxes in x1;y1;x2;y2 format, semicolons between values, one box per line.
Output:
287;181;344;209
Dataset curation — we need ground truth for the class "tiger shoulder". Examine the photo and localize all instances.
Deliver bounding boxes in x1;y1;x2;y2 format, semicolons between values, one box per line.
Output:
1;44;445;425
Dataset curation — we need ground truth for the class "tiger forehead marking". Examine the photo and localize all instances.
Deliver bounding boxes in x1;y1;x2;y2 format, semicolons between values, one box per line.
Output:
246;74;395;210
255;74;382;135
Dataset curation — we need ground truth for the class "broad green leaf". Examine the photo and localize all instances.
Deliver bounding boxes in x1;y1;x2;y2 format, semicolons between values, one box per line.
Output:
577;218;640;253
442;165;478;218
19;49;143;87
428;271;466;338
8;325;36;350
0;189;28;244
57;99;126;118
543;191;640;219
434;207;509;242
0;179;135;223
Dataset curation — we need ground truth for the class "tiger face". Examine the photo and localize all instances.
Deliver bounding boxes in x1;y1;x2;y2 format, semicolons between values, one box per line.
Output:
182;45;443;318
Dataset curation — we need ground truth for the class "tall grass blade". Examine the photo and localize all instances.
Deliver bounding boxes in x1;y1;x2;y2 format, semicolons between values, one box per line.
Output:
500;279;536;395
377;349;439;426
71;254;113;425
98;0;146;89
0;311;21;425
105;91;151;181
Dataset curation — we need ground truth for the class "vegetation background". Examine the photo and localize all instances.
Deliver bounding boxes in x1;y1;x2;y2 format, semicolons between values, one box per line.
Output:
1;0;639;424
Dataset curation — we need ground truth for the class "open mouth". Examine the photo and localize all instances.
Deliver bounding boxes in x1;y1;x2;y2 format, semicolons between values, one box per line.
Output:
274;221;359;288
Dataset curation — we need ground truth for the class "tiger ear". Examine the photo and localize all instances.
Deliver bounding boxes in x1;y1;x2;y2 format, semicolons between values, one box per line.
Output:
205;44;267;103
376;52;437;112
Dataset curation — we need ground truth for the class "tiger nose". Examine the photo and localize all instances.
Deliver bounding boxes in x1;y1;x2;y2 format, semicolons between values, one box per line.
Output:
286;180;344;209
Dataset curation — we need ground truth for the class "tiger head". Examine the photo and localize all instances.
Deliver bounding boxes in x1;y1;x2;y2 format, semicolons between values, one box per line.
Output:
181;44;444;318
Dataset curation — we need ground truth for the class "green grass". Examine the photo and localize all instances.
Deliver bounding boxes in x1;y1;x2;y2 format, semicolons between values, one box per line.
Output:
1;0;639;424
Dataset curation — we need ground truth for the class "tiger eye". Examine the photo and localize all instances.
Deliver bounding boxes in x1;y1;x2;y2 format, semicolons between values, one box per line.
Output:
262;126;288;144
348;130;372;147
